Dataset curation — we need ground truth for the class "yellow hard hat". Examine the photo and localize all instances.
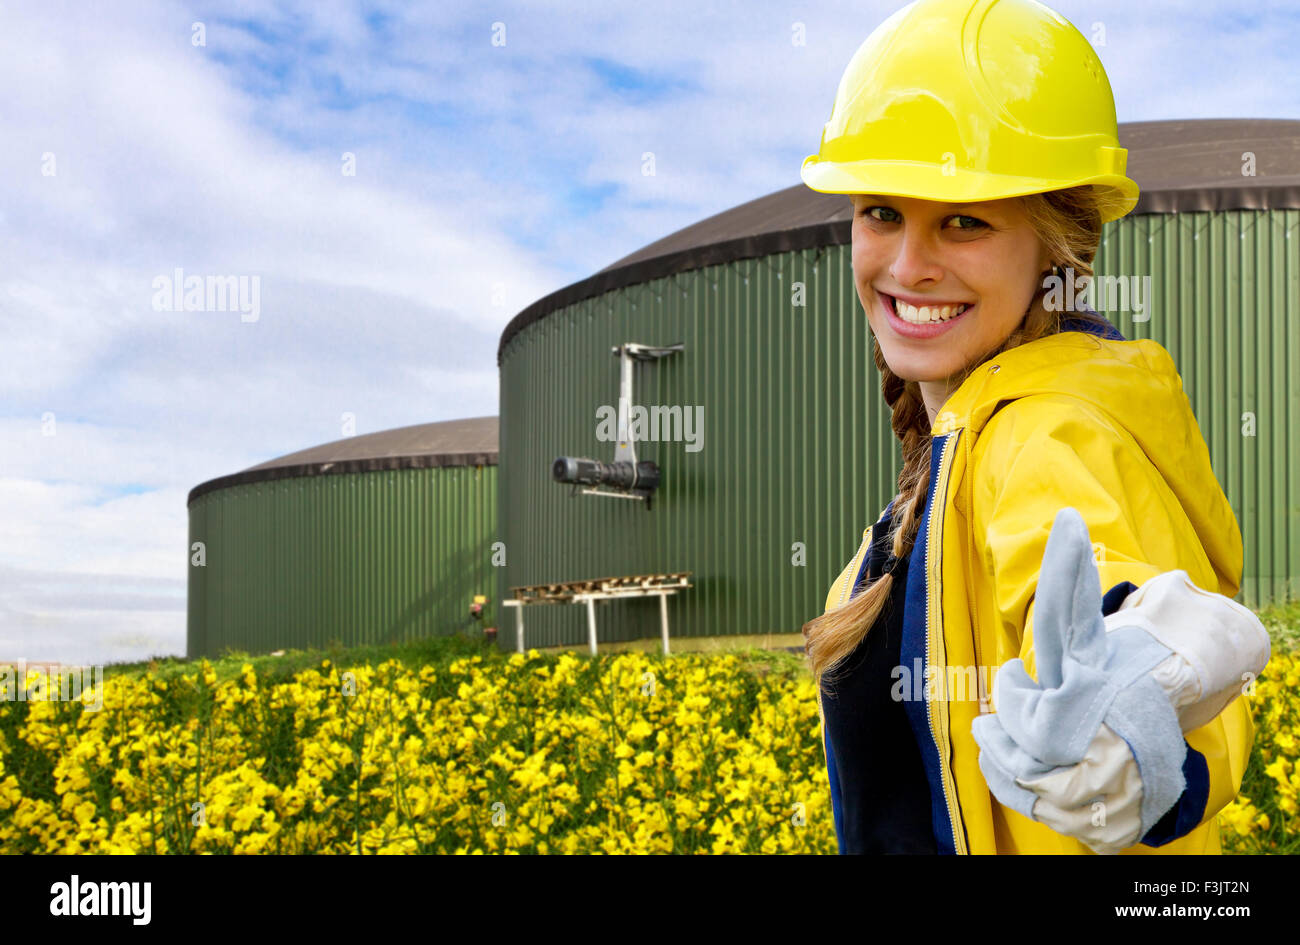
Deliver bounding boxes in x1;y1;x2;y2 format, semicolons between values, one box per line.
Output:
801;0;1139;223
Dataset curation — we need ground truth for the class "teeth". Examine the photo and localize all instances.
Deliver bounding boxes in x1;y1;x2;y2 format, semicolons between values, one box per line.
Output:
893;298;970;323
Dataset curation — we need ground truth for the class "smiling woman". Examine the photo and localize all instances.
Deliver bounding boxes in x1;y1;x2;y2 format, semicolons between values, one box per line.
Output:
808;183;1123;695
848;187;1129;425
853;192;1057;423
798;0;1265;857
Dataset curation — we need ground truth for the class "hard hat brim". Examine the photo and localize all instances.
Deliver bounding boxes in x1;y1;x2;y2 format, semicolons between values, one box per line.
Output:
801;156;1140;224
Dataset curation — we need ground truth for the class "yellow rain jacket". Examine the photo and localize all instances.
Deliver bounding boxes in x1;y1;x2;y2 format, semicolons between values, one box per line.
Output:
818;317;1254;854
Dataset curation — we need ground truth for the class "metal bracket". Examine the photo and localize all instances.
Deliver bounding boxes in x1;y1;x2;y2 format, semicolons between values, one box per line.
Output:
610;342;684;466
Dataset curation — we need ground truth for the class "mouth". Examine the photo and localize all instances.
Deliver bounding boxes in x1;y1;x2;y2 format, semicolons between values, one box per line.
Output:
880;292;976;339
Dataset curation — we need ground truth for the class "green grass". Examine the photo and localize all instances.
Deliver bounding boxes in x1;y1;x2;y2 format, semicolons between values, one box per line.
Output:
102;638;814;689
101;593;1300;687
1257;597;1300;655
725;646;811;682
101;633;499;685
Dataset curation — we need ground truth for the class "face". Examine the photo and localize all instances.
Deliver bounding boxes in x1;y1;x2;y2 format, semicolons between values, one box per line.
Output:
850;193;1052;387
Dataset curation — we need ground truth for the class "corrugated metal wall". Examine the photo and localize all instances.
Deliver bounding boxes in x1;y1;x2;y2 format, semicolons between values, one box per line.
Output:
1096;209;1300;607
187;465;498;658
498;247;902;650
498;208;1298;650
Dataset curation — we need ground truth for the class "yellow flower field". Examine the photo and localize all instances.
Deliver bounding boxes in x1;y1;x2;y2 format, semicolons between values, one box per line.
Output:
0;645;1294;854
1220;650;1300;853
0;649;832;854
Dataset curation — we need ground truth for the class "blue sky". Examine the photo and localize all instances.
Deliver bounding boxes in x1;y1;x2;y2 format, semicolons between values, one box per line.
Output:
2;0;1298;666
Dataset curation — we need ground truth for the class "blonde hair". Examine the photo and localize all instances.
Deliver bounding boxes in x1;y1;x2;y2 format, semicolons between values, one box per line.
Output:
803;185;1121;690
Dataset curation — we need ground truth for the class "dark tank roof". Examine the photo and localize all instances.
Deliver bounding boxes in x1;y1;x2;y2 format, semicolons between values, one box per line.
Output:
188;416;498;505
498;118;1300;364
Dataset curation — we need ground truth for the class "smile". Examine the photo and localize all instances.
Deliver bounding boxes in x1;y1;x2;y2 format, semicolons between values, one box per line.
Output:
881;293;977;338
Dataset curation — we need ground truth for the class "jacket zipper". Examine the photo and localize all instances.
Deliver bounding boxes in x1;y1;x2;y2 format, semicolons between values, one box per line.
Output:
836;525;874;608
926;430;968;855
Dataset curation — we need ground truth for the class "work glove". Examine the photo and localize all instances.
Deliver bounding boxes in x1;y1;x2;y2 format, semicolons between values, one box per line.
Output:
1105;568;1270;734
971;507;1269;854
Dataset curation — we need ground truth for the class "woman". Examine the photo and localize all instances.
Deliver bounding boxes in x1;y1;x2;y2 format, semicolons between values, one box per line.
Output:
799;0;1271;854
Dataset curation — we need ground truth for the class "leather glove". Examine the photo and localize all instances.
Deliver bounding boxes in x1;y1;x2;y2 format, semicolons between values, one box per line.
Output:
1106;569;1269;734
971;508;1193;854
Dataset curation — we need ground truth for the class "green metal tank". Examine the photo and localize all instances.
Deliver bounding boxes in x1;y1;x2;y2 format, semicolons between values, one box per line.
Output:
187;417;498;658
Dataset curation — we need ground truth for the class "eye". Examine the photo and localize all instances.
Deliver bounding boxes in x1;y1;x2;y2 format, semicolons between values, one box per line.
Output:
858;206;900;223
855;206;988;230
947;214;988;230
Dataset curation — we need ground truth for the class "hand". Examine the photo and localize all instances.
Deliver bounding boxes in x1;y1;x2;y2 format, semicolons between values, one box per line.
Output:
1013;721;1144;855
971;507;1188;854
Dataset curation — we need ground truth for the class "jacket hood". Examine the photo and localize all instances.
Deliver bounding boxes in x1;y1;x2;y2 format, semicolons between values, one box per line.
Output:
932;317;1243;597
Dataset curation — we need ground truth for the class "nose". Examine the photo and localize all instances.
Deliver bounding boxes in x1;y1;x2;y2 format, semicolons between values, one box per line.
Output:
888;224;946;288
